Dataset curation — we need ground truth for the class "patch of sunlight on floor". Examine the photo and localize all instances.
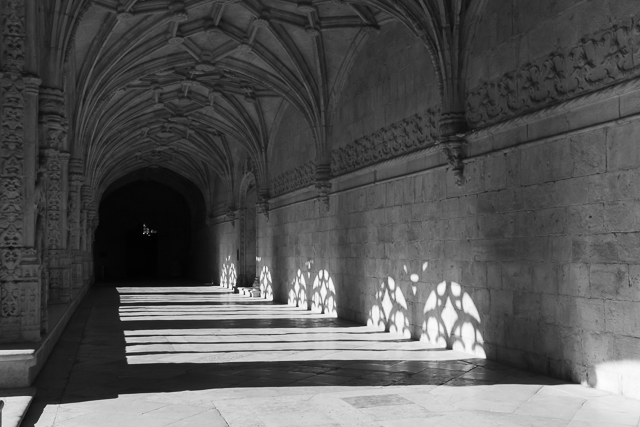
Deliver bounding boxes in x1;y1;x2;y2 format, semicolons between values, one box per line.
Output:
23;283;640;427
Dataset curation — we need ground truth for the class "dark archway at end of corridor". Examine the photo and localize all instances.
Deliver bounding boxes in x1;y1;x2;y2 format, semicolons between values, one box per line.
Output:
94;169;205;283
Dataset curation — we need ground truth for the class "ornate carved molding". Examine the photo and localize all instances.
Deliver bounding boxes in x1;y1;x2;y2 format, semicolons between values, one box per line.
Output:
467;17;640;127
1;0;27;293
438;112;468;187
270;160;315;197
314;163;331;212
331;109;440;176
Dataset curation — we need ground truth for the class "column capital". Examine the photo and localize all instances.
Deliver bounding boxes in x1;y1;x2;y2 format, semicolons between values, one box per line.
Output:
437;111;469;187
314;163;331;212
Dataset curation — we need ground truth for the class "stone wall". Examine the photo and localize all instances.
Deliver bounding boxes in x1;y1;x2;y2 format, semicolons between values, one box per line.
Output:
256;117;640;399
211;9;640;401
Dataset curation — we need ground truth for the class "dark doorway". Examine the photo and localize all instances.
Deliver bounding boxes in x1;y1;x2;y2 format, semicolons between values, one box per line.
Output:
94;180;192;282
125;224;158;278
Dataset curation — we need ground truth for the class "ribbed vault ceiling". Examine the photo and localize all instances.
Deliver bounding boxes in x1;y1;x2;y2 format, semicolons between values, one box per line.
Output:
54;0;484;212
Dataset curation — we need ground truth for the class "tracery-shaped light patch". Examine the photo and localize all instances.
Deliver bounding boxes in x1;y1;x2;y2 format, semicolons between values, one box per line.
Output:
422;281;485;358
368;277;411;338
260;266;273;301
288;268;307;309
311;270;336;317
220;256;236;289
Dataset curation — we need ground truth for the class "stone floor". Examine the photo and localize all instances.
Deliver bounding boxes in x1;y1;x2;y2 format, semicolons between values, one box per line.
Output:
21;282;640;427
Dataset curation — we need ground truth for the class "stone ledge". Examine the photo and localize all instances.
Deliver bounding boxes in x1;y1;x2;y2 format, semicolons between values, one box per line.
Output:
0;388;35;427
0;283;90;389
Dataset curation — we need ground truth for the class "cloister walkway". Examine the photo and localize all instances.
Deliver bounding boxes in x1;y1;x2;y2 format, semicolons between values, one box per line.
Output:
23;282;640;427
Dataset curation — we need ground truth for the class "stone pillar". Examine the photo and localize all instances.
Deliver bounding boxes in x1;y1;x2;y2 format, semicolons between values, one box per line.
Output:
80;187;93;285
39;86;73;303
68;159;83;290
234;207;245;293
0;0;41;342
87;206;98;284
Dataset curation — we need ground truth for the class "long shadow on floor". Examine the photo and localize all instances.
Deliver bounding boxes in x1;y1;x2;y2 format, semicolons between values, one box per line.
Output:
23;284;565;426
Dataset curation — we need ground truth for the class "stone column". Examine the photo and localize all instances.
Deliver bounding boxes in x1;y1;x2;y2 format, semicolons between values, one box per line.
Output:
87;205;98;284
39;87;73;303
68;159;83;290
0;0;41;342
234;207;245;293
80;187;93;285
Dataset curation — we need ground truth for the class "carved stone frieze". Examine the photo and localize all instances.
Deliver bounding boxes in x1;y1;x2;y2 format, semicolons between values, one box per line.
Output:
270;160;315;197
331;109;440;176
466;18;640;127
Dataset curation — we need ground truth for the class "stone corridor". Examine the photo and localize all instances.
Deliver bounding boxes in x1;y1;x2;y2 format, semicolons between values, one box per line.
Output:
20;282;640;427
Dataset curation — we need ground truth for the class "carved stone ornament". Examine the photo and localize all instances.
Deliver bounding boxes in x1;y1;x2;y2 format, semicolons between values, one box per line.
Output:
315;181;331;212
1;0;27;318
257;190;270;221
441;139;467;187
331;109;439;176
225;206;236;227
0;282;20;317
437;112;469;187
466;17;640;127
270;160;315;197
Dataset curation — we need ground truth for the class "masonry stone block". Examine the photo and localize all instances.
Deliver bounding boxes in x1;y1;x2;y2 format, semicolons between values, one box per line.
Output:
539;323;562;360
569;129;607;177
559;264;589;297
566;204;605;235
490;289;513;316
533;207;567;236
502;262;533;291
581;331;615;366
504;150;522;188
532;263;559;294
604;201;640;233
483;154;508;191
513;291;541;321
513;211;535;238
607;119;640;171
460;261;487;289
558;326;586;367
617;232;640;263
605;300;640;338
571;234;620;263
589;264;629;300
366;184;386;210
403;177;415;205
574;297;605;333
478;190;513;214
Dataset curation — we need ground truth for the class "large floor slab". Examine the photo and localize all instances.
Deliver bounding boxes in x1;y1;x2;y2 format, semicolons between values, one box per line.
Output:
22;282;640;427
